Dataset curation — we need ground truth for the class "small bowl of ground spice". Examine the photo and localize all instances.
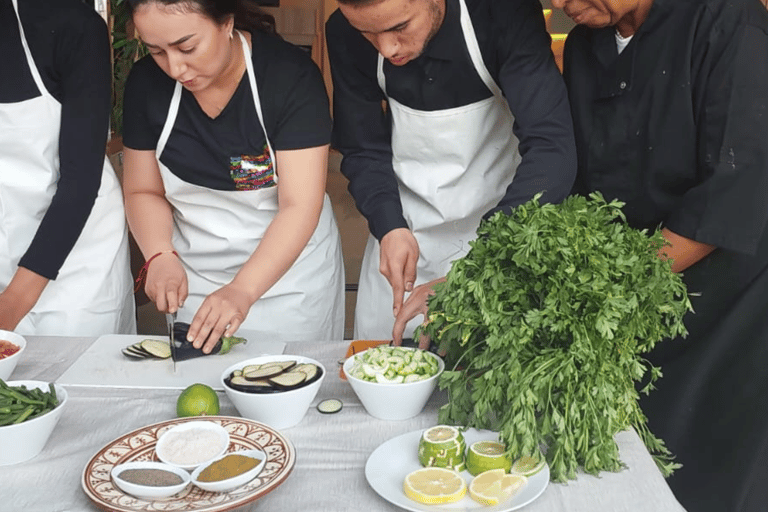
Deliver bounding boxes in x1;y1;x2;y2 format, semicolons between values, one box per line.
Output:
111;461;191;499
191;448;267;493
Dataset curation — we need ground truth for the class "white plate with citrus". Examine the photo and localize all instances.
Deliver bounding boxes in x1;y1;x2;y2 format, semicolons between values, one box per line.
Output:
365;428;549;512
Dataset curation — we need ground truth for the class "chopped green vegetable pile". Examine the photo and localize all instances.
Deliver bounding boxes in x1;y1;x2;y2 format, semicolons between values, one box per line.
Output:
418;193;691;482
0;379;59;426
347;346;440;384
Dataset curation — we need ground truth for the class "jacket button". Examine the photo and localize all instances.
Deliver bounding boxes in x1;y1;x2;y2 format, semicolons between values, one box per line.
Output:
619;81;627;90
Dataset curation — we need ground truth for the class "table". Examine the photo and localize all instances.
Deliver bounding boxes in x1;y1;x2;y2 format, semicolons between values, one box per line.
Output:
2;336;686;512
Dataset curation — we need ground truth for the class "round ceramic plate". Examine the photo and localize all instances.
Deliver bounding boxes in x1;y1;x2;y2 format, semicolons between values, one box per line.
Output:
365;428;549;512
82;416;295;512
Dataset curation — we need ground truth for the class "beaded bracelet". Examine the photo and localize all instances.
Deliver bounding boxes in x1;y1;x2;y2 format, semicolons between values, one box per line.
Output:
134;250;178;292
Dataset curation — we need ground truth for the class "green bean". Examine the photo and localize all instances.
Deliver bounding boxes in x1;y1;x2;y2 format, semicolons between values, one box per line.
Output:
0;379;59;427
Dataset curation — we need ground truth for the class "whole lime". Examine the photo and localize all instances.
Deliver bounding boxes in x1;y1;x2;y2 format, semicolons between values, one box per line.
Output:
177;383;220;417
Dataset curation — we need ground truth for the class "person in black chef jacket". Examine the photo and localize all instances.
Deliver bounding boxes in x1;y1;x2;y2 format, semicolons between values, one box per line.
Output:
556;0;768;510
327;0;577;346
0;0;135;335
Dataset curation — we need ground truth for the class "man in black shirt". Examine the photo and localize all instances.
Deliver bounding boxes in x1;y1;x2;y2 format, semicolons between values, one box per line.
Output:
327;0;576;344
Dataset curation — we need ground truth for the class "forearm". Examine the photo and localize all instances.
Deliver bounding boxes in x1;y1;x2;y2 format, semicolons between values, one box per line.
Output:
0;268;49;330
122;148;176;258
659;228;716;273
124;192;176;258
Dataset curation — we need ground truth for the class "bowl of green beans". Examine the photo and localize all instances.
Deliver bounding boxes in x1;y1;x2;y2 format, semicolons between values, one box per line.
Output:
0;379;67;466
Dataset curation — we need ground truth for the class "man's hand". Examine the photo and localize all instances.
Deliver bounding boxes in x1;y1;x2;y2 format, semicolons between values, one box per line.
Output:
379;228;419;318
392;277;446;348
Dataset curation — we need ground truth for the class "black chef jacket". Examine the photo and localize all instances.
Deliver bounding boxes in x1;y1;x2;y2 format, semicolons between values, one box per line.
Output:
326;0;576;241
563;0;768;510
0;0;111;280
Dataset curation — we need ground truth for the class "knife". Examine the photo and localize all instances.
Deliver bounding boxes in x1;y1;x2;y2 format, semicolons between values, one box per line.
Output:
166;312;178;373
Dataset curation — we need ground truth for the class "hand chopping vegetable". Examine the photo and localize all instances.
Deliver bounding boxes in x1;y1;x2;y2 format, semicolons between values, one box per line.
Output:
121;322;246;362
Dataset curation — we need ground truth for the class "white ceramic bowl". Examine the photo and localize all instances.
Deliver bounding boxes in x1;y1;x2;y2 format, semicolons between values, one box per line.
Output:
0;380;67;466
112;461;191;499
221;355;326;429
191;448;266;493
155;421;229;471
343;348;444;421
0;330;26;381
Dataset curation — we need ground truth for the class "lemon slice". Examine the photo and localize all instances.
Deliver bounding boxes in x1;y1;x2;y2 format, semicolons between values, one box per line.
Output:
403;467;467;505
417;425;466;471
510;454;546;477
466;440;512;476
469;468;527;506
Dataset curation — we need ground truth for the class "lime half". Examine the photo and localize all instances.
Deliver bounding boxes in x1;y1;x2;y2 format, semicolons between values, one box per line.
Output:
466;440;512;476
418;425;466;472
510;454;546;477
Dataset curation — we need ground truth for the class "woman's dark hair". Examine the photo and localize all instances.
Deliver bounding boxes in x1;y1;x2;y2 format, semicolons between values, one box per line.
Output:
127;0;276;34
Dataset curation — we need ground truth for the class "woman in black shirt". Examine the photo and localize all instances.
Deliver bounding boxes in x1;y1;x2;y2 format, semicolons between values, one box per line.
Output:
558;0;768;510
123;0;344;349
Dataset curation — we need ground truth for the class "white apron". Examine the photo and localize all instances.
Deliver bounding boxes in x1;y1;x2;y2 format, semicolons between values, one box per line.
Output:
354;0;521;339
156;32;344;342
0;0;135;336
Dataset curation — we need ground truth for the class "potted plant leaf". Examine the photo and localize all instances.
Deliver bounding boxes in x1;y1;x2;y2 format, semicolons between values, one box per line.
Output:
417;192;691;482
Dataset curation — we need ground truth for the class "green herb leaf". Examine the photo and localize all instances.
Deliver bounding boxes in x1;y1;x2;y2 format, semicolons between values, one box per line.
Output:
418;193;691;482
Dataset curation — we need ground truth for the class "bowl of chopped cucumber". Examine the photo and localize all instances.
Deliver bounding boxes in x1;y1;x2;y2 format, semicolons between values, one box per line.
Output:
221;355;325;429
343;346;444;421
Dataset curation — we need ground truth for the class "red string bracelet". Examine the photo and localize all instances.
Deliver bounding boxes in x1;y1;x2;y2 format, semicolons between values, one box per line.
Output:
134;250;179;292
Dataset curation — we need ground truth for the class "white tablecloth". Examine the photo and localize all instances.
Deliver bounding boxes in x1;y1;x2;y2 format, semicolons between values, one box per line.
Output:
2;336;686;512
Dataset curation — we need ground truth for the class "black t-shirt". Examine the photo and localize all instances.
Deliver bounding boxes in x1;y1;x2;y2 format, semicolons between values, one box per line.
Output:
0;0;111;280
123;30;331;191
326;0;577;241
563;0;768;256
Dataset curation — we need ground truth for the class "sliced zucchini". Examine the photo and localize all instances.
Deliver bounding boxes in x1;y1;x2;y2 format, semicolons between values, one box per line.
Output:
268;371;307;390
316;398;343;414
140;339;172;359
232;369;243;378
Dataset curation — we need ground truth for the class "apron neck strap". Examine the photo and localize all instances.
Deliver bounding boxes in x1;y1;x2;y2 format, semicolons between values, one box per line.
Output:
376;0;502;99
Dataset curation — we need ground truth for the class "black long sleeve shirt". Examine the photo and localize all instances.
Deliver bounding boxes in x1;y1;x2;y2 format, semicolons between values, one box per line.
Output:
0;0;111;279
326;0;577;241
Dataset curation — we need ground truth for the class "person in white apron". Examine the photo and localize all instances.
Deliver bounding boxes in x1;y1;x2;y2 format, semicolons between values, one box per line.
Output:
0;0;135;336
123;0;344;350
329;0;576;343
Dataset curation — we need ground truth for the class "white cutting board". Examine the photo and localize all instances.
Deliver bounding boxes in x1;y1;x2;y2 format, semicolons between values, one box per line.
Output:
58;334;286;390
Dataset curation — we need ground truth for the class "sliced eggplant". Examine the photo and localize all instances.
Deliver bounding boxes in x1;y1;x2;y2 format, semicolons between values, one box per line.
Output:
268;371;307;390
243;364;285;380
272;360;297;372
294;363;319;381
225;375;280;394
140;339;171;359
129;343;155;356
122;347;149;359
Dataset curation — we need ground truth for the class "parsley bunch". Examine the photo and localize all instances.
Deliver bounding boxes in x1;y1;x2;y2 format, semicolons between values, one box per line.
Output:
419;193;691;482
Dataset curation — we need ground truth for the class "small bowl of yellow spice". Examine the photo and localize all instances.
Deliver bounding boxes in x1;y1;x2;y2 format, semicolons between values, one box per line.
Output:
191;448;266;493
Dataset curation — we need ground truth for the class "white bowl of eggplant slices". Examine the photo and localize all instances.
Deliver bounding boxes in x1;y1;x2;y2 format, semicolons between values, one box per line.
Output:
221;355;325;429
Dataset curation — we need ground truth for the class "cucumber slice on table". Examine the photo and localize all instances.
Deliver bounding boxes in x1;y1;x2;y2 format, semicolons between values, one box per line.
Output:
317;399;343;414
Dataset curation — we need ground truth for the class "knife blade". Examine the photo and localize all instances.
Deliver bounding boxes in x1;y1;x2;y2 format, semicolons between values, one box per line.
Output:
166;312;178;373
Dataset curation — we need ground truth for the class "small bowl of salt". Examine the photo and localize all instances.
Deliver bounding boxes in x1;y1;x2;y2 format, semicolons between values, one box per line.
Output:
155;421;230;471
112;461;190;499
